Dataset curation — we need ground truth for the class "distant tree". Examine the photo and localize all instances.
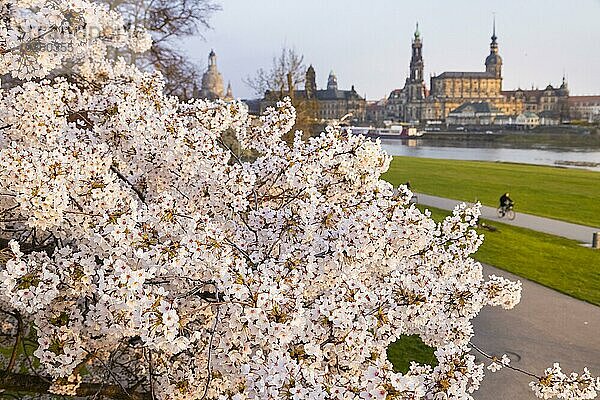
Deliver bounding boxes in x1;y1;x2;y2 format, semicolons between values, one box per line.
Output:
104;0;221;99
245;47;319;139
245;47;305;96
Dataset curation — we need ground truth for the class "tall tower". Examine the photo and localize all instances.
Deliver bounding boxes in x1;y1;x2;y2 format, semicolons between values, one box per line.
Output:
404;21;426;118
409;22;424;82
558;74;570;120
405;23;425;102
327;70;338;91
485;17;503;78
225;82;233;101
305;65;317;98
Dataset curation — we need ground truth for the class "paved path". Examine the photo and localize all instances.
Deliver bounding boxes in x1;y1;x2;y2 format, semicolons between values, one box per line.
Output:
415;193;600;245
473;265;600;399
409;192;600;397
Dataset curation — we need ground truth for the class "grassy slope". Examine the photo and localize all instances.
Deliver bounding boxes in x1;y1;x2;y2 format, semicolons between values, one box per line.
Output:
388;205;600;370
427;206;600;306
382;157;600;227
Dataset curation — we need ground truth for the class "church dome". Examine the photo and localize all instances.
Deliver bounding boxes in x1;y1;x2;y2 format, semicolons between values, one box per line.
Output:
485;53;502;66
200;50;224;99
201;70;224;99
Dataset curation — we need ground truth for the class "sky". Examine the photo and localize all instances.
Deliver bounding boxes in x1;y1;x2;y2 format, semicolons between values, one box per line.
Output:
180;0;600;100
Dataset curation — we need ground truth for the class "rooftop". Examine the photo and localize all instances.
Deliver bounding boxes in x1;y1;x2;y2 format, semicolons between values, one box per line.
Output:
449;101;503;115
435;71;496;79
263;88;364;101
569;95;600;103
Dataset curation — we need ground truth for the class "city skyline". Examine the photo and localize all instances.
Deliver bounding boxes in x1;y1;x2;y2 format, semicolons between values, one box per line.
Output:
181;0;600;100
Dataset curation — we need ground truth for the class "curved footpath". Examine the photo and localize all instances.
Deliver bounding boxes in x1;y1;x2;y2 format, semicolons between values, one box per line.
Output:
409;193;600;398
415;193;600;245
473;264;600;399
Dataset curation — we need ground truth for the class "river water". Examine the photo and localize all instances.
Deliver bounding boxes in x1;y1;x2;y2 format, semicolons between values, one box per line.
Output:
380;139;600;172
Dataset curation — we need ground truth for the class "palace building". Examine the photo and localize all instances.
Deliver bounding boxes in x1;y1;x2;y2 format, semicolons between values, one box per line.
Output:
388;22;569;124
257;66;366;123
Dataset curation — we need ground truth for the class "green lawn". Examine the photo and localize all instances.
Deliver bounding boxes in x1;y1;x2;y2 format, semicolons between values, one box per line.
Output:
426;206;600;306
382;157;600;227
387;335;437;373
387;205;600;371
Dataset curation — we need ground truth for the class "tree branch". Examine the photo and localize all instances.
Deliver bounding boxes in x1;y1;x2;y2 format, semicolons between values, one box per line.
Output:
0;372;151;400
4;312;23;374
110;166;146;203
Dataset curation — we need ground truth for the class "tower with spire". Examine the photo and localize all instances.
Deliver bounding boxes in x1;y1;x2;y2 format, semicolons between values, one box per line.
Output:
305;65;317;98
401;22;427;122
406;23;426;101
409;22;424;82
485;16;503;78
224;82;233;101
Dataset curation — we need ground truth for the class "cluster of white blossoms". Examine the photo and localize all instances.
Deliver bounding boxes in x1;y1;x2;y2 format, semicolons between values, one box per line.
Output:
486;354;511;372
0;0;151;78
531;364;600;400
0;1;599;399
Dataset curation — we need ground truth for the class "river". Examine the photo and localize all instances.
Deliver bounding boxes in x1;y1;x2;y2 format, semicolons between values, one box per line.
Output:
380;138;600;172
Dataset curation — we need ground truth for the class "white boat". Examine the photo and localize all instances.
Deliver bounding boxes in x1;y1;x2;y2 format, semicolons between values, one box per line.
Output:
343;126;424;138
370;125;424;138
343;126;372;136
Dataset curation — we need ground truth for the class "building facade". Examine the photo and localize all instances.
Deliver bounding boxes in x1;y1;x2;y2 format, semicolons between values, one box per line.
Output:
568;95;600;122
387;22;570;124
446;102;503;126
502;80;570;121
366;99;387;124
257;66;366;123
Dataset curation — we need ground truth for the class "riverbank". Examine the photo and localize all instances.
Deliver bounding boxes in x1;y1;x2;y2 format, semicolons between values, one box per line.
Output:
409;127;600;149
382;157;600;227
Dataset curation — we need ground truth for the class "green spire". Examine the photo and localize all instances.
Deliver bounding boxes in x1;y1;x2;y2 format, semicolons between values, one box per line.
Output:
414;22;420;39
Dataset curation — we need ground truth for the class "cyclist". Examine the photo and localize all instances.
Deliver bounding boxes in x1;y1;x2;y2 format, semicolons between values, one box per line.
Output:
499;192;514;214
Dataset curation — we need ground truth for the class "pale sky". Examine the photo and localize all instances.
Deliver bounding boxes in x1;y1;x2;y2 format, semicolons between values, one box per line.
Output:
180;0;600;100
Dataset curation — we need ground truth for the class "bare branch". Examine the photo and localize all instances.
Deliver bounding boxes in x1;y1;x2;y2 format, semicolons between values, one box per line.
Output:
199;296;221;400
4;311;23;374
470;342;539;379
0;371;151;400
245;47;306;97
104;0;221;99
110;166;146;203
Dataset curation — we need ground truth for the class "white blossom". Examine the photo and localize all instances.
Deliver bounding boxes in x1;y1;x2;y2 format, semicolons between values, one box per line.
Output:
0;1;597;399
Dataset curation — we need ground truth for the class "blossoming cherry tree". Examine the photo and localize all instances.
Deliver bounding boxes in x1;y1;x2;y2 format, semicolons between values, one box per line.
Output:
0;0;598;399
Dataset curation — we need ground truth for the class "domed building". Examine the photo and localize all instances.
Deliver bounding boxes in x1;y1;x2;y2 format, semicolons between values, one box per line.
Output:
198;50;226;100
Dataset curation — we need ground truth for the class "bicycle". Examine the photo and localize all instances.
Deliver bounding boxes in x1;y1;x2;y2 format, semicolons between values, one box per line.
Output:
496;204;515;220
